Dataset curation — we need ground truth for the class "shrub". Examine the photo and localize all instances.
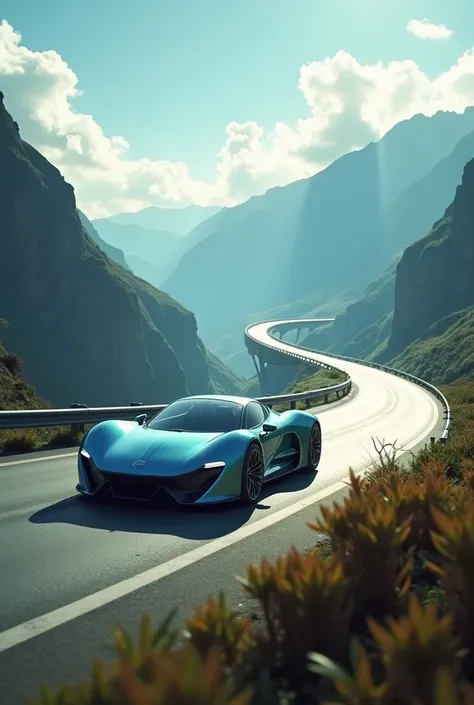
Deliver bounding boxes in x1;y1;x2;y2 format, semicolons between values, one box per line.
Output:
2;351;22;376
310;470;413;628
46;426;85;448
238;548;351;692
33;616;251;705
310;596;463;705
427;503;474;678
0;427;41;452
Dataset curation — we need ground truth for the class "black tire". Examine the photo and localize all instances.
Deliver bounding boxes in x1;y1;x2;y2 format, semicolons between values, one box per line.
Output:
305;421;322;471
240;442;264;505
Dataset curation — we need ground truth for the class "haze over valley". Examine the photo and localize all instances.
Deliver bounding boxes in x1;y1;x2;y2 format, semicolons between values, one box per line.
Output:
2;2;474;405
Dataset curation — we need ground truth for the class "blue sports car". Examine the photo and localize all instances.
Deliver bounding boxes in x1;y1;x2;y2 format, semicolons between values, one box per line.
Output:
77;395;322;506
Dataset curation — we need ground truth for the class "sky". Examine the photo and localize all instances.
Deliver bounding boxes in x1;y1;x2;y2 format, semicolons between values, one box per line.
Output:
1;0;474;218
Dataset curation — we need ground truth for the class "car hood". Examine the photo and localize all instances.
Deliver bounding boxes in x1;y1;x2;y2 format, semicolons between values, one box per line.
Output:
93;426;225;476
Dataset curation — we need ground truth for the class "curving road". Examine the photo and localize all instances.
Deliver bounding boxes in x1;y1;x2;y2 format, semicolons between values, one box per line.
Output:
0;320;445;704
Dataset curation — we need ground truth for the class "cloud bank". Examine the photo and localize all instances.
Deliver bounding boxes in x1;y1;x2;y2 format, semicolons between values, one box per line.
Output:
1;19;473;217
406;18;454;40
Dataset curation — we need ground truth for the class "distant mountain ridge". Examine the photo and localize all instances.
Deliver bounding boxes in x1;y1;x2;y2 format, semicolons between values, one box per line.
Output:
106;204;222;235
163;108;474;344
78;211;131;271
0;91;241;407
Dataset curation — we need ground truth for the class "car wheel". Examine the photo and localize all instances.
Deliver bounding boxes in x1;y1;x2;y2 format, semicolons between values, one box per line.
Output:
240;442;264;505
306;421;322;471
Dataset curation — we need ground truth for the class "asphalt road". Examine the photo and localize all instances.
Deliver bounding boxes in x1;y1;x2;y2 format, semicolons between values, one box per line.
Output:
0;351;444;704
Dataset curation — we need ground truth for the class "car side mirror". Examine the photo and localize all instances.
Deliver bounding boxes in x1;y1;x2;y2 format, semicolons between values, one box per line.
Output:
135;413;147;426
262;423;277;433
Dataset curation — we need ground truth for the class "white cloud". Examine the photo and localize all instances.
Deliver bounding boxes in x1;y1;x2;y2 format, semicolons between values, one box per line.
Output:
1;19;473;218
407;18;454;40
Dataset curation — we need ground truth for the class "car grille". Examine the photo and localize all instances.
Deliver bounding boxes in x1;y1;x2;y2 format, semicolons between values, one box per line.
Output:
98;465;224;503
101;472;160;501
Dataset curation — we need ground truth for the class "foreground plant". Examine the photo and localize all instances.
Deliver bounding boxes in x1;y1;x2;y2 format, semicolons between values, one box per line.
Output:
310;470;413;628
427;503;474;678
309;596;465;705
185;592;253;668
239;547;351;691
30;616;251;705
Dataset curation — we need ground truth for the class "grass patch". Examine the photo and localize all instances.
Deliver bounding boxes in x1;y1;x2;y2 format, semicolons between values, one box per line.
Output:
389;305;474;385
0;425;87;454
273;366;348;412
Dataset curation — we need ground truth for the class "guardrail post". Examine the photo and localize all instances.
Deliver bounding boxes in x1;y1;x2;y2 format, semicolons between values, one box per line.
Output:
324;394;329;404
70;403;87;434
305;398;311;409
290;401;296;410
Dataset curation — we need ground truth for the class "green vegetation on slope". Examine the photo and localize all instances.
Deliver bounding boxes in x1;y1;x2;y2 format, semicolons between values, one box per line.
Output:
274;365;348;412
0;328;85;452
26;377;474;705
0;327;48;412
389;305;474;384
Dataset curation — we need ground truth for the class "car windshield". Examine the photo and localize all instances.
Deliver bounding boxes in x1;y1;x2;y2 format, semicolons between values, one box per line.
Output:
147;398;243;433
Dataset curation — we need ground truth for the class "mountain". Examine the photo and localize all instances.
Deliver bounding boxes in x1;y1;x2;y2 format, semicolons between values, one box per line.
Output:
300;256;399;360
163;108;474;341
91;219;181;287
92;210;227;288
106;204;221;235
78;210;131;271
303;153;474;386
0;91;241;407
383;155;474;381
293;126;474;361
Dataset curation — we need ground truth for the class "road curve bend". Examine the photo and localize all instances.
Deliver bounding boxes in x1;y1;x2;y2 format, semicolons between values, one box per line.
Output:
246;318;445;478
0;318;444;704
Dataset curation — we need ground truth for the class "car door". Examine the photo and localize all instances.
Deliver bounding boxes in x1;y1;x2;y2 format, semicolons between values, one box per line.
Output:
244;401;280;469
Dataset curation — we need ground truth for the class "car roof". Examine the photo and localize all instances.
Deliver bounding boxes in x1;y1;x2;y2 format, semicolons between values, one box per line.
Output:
176;394;259;407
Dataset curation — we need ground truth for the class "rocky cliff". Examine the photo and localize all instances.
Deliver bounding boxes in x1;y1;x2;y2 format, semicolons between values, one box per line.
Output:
0;92;241;406
388;157;474;358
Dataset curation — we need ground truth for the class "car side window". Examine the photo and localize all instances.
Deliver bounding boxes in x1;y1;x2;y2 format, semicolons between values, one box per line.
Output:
245;401;267;429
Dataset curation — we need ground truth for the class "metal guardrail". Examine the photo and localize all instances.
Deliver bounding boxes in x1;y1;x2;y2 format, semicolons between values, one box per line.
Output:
245;319;451;443
0;317;450;444
0;380;352;431
0;324;351;432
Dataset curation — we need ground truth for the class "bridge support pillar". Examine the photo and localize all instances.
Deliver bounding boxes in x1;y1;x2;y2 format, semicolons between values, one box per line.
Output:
251;353;270;394
295;326;310;344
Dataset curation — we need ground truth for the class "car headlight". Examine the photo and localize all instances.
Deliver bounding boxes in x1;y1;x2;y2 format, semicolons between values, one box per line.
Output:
203;461;225;470
80;448;91;460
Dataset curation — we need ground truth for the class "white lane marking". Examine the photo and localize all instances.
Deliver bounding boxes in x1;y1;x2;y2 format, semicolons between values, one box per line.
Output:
0;479;348;653
0;397;439;656
0;452;77;468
